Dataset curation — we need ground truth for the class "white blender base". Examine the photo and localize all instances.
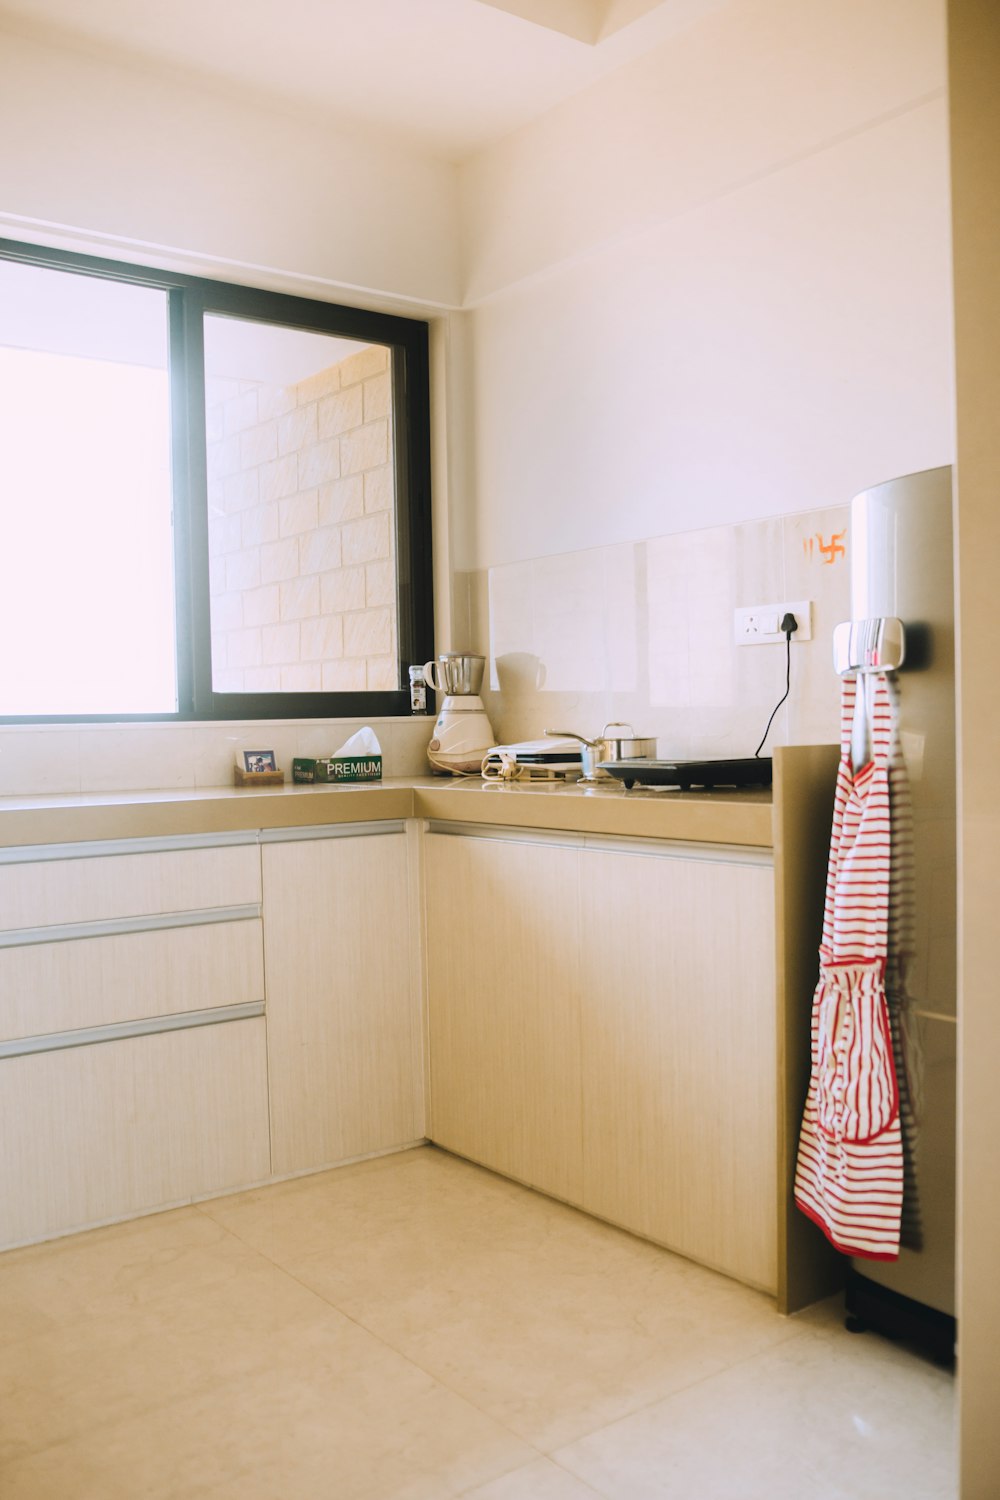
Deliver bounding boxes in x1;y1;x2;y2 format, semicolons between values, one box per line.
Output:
427;694;494;775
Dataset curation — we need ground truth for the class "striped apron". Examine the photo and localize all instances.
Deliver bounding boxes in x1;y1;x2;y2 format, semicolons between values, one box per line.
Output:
794;673;904;1260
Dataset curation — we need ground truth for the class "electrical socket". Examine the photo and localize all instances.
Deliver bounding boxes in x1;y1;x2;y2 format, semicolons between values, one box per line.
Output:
734;600;812;646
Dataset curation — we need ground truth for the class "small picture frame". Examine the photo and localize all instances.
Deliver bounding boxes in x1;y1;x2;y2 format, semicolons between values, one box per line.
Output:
242;749;276;774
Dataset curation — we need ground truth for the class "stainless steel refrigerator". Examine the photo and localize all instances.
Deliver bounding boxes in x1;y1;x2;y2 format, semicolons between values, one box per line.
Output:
844;465;956;1355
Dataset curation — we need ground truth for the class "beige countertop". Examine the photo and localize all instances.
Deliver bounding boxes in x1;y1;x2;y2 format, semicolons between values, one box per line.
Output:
414;776;773;846
0;773;774;849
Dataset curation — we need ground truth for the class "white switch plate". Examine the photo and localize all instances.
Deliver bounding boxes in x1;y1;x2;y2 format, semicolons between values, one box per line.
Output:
734;600;813;645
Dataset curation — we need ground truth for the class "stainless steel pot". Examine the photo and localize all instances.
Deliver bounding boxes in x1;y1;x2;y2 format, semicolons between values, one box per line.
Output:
545;722;657;780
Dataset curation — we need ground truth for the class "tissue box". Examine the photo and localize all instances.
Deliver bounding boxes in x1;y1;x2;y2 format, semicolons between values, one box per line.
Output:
293;729;382;784
313;755;382;783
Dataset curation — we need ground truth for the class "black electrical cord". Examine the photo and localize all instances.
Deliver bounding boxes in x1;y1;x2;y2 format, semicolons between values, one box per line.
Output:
754;613;798;757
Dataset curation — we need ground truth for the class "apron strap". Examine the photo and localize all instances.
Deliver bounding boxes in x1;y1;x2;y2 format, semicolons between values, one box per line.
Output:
839;675;857;761
869;672;896;770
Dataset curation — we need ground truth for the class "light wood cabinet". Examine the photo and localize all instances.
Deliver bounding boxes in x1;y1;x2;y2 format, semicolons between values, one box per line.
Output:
425;830;583;1204
425;826;777;1292
578;844;776;1290
0;835;269;1251
0;841;261;931
0;1019;270;1249
262;829;424;1176
0;764;829;1295
0;920;264;1043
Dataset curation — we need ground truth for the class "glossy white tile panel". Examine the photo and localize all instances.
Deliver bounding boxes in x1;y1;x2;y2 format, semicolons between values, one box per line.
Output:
76;726;199;793
783;504;850;746
489;544;638;700
489;560;536;693
600;543;639;694
484;507;845;756
385;717;435;776
0;727;82;797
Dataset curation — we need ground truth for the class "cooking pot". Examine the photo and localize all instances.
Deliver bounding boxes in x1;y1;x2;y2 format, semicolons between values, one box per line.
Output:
544;722;657;780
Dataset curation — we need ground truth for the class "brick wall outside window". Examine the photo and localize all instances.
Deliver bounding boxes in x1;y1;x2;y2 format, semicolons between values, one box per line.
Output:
206;345;397;694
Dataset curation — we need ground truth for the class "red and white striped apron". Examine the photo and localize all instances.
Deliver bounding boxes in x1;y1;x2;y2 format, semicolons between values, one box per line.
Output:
794;673;904;1260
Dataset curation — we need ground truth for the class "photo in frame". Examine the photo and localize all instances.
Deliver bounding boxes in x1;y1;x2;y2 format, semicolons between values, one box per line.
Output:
241;749;276;774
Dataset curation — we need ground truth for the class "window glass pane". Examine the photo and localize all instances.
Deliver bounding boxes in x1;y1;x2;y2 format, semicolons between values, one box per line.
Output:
0;260;175;715
203;316;398;696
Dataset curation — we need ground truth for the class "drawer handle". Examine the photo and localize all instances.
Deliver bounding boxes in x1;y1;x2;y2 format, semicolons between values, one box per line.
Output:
0;905;261;949
0;1000;265;1059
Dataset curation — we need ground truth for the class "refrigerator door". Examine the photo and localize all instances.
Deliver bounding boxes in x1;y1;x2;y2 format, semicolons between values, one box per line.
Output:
849;465;956;1314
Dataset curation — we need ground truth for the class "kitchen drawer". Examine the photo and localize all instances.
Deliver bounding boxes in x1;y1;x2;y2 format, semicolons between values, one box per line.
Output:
0;839;261;932
0;1017;271;1250
0;917;264;1044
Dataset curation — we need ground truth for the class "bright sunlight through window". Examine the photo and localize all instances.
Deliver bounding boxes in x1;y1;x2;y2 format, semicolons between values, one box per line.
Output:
0;266;176;716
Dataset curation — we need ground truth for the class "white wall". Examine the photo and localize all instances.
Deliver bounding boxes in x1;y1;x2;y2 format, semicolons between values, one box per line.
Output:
463;0;947;301
450;0;954;759
459;0;952;572
0;2;956;785
0;24;462;309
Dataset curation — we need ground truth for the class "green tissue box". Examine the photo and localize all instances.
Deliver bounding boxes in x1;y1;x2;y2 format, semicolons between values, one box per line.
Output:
313;755;382;783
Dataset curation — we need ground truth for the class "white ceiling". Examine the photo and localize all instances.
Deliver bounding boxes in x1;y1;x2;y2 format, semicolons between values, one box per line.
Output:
0;0;734;161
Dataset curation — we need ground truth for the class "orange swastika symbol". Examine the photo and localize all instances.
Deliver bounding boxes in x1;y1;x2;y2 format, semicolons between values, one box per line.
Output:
803;530;847;565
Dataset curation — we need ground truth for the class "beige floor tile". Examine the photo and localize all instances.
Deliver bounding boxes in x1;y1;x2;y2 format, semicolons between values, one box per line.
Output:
0;1316;537;1500
0;1206;228;1346
199;1145;526;1265
553;1325;956;1500
0;1254;350;1463
459;1456;607;1497
0;1147;954;1500
251;1151;805;1450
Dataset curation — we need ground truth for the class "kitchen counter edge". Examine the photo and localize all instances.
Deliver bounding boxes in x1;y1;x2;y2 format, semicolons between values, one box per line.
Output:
0;769;803;851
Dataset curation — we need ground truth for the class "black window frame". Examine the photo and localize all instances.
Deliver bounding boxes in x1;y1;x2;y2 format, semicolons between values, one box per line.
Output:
0;236;434;724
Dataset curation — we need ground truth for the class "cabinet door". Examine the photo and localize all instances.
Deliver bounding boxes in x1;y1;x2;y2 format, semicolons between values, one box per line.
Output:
579;846;777;1291
262;832;423;1176
425;831;583;1205
0;1019;270;1250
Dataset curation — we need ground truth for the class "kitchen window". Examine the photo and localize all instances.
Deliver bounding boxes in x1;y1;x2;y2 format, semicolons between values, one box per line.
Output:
0;239;432;722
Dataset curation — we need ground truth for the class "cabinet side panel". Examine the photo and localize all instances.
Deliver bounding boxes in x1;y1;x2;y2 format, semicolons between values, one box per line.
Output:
580;849;777;1292
425;833;583;1205
263;834;422;1175
773;743;842;1313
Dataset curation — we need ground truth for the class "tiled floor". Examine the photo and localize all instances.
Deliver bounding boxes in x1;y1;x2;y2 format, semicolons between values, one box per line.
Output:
0;1146;955;1499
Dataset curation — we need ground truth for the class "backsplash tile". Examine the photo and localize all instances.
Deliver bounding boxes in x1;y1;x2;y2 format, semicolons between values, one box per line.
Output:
0;717;433;798
489;544;639;698
0;505;848;798
481;505;850;758
77;727;201;794
0;727;83;798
